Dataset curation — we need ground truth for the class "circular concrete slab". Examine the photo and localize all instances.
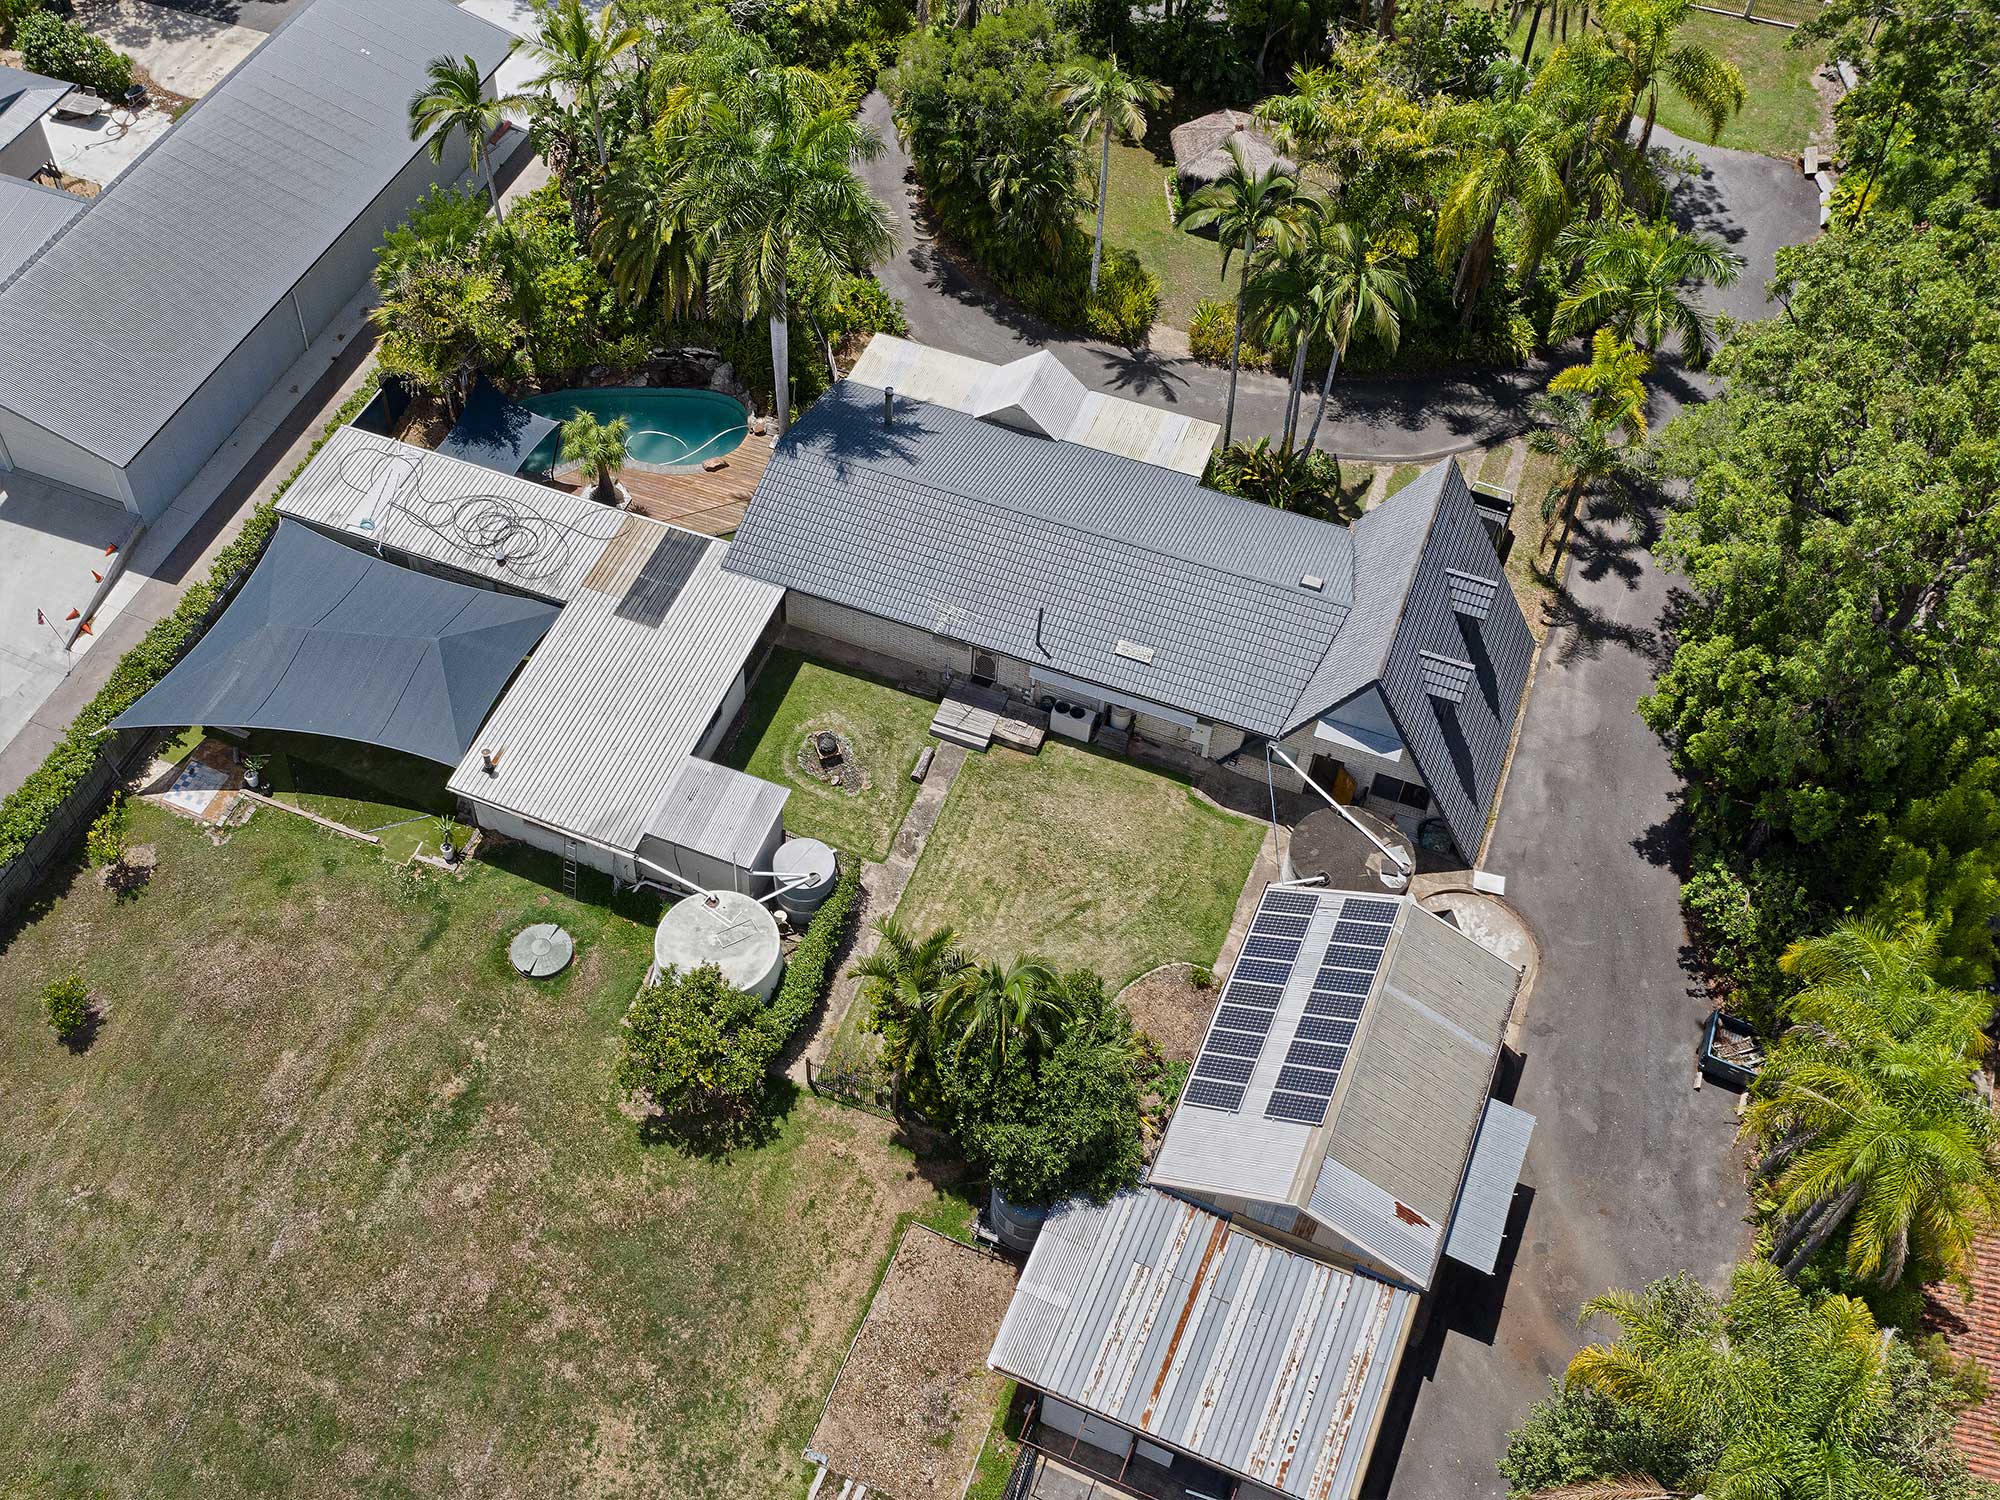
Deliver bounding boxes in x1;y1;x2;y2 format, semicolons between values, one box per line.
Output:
509;922;573;978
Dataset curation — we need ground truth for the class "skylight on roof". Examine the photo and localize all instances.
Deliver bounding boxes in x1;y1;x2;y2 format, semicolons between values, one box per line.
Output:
1115;639;1156;665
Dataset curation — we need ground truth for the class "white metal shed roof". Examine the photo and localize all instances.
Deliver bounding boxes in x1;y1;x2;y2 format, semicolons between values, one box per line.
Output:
989;1189;1414;1500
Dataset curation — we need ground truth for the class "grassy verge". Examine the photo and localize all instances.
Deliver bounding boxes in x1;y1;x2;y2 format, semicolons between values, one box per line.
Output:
965;1382;1027;1500
1089;138;1229;330
894;742;1264;987
1;803;964;1498
1385;462;1426;497
719;649;938;862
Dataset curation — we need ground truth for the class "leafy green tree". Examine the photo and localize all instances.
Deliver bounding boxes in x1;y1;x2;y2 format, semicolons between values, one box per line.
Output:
1586;0;1745;150
618;963;769;1117
371;255;522;417
517;0;642;168
377;185;492;285
1180;141;1313;447
558;410;630;505
1049;51;1169;295
43;975;89;1042
409;54;520;222
1552;216;1741;366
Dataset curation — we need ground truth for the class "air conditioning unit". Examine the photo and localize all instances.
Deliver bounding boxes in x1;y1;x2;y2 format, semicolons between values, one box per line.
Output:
1048;699;1097;742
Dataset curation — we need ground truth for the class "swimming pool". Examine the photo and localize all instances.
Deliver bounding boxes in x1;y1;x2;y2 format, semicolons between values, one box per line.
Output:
519;387;749;474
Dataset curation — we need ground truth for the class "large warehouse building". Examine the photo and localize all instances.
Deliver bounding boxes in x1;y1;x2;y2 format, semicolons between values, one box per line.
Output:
0;0;512;520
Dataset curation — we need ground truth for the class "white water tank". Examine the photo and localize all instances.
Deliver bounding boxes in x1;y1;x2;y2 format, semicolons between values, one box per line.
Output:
653;890;784;1000
771;837;837;921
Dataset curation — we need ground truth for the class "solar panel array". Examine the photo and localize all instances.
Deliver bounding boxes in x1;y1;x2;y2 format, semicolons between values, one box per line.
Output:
1261;895;1400;1127
1184;887;1316;1112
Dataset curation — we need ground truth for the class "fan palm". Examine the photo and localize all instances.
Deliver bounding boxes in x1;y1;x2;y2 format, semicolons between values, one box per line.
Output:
517;0;642;168
409;54;520;222
1591;0;1747;151
671;62;894;434
1050;52;1170;295
1179;141;1313;447
855;919;967;1091
1552;216;1741;365
1434;95;1566;316
933;956;1067;1076
1298;221;1413;455
1547;328;1651;439
559;410;629;505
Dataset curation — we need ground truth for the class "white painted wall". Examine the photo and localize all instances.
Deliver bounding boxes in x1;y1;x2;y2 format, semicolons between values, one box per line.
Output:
0;411;132;506
0;118;54;178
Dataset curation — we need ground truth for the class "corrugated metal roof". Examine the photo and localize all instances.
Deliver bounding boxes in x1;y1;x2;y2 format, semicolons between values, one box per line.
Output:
989;1189;1414;1500
725;380;1355;736
279;427;631;603
0;63;71;155
445;524;782;855
1442;1099;1535;1274
847;335;1219;475
0;179;83;285
643;758;789;868
1151;890;1521;1291
0;0;513;463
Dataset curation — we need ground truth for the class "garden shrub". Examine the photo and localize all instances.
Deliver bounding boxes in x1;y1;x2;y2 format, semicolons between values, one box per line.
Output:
1680;841;1816;1027
1;0;43;47
764;858;861;1043
1082;250;1162;347
620;963;771;1116
84;793;127;868
43;974;89;1041
0;380;378;881
1206;439;1348;521
1188;296;1272;369
18;10;133;98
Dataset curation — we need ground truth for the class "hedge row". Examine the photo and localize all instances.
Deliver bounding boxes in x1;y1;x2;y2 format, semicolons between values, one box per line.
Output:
765;858;862;1048
0;379;379;872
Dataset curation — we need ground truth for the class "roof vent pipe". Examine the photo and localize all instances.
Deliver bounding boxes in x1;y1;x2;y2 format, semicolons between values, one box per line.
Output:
883;386;895;428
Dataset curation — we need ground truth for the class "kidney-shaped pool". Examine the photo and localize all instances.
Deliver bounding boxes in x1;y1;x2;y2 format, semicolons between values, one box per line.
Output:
520;386;749;473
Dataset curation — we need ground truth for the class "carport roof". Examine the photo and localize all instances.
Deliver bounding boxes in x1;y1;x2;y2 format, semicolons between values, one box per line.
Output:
110;520;557;764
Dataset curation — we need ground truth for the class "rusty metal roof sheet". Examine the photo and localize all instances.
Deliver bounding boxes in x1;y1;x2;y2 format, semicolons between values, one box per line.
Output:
989;1189;1414;1499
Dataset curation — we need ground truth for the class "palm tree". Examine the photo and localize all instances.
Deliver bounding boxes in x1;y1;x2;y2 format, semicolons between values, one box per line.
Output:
517;0;642;169
855;920;967;1093
1547;328;1651;439
1527;385;1625;557
1434;96;1566;317
1779;919;1994;1062
1246;243;1318;453
1179;141;1313;448
1050;52;1170;295
933;955;1068;1076
982;139;1084;264
1591;0;1747;151
1298;221;1414;455
559;410;629;505
591;148;706;312
409;55;518;222
1551;216;1741;365
672;61;894;435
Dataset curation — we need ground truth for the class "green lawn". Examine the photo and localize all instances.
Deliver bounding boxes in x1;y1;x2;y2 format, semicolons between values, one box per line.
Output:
1385;462;1426;497
1514;12;1824;158
895;742;1265;988
1089;138;1231;330
240;730;467;861
719;649;939;863
0;804;965;1498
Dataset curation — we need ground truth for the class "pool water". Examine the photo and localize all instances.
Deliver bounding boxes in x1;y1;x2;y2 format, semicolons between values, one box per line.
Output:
520;387;749;473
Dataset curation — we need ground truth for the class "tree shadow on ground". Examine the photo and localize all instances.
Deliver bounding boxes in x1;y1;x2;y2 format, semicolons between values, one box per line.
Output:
639;1076;801;1161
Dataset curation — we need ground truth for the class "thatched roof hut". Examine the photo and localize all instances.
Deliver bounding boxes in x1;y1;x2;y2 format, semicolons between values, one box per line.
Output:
1169;109;1295;202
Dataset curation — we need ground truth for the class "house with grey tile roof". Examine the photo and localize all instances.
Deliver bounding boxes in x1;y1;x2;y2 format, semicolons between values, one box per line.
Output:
724;350;1533;858
0;0;514;521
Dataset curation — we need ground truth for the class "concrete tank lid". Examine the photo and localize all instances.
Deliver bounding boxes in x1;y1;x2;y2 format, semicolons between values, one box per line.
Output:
654;890;781;984
772;837;837;883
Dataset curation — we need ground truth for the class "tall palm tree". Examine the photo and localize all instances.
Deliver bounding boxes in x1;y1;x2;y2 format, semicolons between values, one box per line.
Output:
1298;221;1414;455
855;920;967;1092
1551;216;1741;365
1527;385;1625;556
409;55;519;222
1434;96;1566;317
1779;919;1994;1063
1591;0;1747;151
517;0;642;169
933;955;1067;1076
1050;52;1170;295
1246;243;1318;453
672;62;894;435
559;410;629;505
1179;141;1313;448
1547;328;1651;439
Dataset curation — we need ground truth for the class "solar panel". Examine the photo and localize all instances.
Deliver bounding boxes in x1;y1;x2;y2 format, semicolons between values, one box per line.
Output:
1285;1041;1348;1071
1185;1079;1246;1111
1276;1064;1342;1096
614;529;707;626
1243;934;1302;962
1233;958;1295;987
1294;1014;1359;1043
1323;944;1386;973
1332;920;1393;948
1223;981;1283;1010
1313;969;1374;997
1340;898;1401;923
1304;993;1367;1020
1215;1006;1275;1035
1204;1029;1265;1057
1195;1053;1257;1084
1260;888;1321;916
1266;1091;1329;1125
1251;912;1312;941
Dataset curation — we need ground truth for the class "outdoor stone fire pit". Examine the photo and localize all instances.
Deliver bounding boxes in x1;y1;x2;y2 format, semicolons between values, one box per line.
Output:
799;726;869;792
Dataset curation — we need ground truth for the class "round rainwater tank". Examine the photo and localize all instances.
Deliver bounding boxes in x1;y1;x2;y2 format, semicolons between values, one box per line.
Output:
653;890;784;1000
772;838;837;921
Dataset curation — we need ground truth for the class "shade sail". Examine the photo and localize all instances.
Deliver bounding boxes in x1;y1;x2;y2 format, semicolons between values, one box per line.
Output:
436;375;561;476
112;520;559;764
